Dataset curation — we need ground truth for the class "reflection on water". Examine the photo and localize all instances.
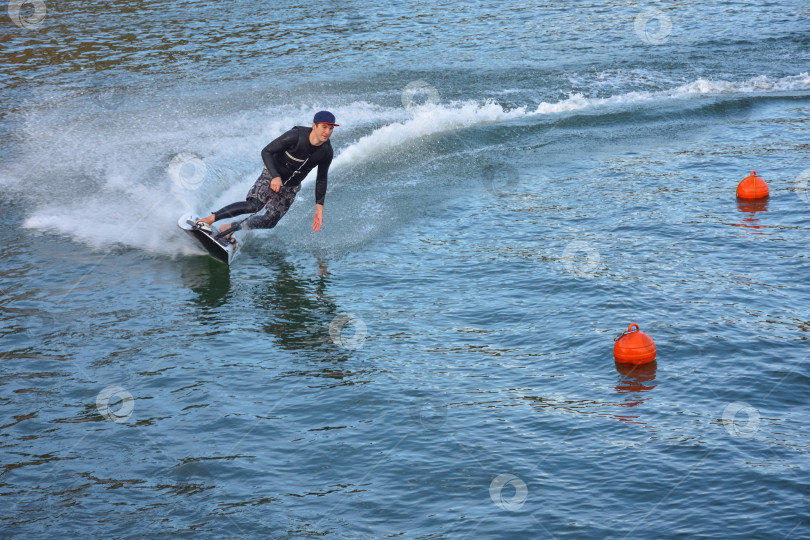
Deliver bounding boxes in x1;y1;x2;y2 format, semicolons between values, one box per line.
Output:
179;256;231;308
615;361;657;397
248;251;377;387
252;252;339;353
614;361;657;425
615;361;657;385
734;199;768;231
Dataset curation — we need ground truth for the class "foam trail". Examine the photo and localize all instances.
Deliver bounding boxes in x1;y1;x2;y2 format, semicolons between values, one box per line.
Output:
23;174;199;255
675;72;810;94
332;72;810;177
15;72;810;255
531;72;810;115
333;101;527;169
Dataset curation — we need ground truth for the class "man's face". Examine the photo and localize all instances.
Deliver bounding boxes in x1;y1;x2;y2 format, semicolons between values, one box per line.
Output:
312;122;335;144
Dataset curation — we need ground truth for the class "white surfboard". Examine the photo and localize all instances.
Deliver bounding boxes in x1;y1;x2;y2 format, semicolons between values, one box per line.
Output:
177;213;237;265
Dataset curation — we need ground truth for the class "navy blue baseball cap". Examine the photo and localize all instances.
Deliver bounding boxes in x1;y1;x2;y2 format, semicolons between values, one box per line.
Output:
313;110;339;126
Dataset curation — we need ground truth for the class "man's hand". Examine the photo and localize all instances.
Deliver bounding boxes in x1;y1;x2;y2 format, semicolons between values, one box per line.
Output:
312;204;324;232
270;177;282;192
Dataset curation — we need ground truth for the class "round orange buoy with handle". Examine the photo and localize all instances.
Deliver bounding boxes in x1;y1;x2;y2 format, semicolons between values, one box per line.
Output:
736;171;769;200
613;323;657;365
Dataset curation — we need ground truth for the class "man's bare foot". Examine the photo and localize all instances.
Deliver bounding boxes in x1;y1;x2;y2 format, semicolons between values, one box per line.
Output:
196;214;215;226
215;222;236;249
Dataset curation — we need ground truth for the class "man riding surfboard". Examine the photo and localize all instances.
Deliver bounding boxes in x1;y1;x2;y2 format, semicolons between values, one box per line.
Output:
195;110;338;244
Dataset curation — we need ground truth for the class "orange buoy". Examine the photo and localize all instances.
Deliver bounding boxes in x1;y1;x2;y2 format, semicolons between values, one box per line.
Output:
613;323;656;365
736;171;769;201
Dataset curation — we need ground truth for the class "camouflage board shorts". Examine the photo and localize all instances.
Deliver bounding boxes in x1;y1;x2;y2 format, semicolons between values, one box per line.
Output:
244;168;301;230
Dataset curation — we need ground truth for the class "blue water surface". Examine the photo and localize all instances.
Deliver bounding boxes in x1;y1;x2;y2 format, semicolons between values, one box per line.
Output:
1;1;809;538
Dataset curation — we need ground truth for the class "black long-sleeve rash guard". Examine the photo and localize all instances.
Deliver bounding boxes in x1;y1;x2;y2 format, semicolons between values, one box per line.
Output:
260;126;333;206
